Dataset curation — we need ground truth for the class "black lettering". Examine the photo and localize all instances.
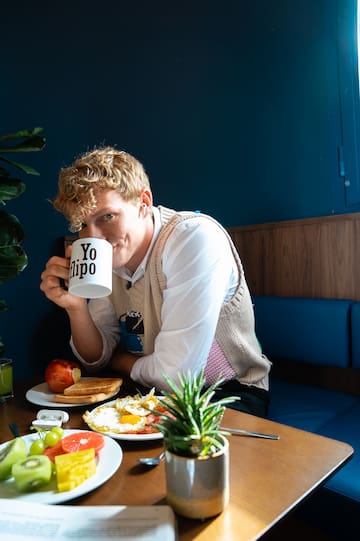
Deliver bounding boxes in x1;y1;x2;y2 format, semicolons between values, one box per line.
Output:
80;242;91;260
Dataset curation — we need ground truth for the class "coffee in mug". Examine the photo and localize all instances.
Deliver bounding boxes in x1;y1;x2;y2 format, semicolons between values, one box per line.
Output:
69;237;113;298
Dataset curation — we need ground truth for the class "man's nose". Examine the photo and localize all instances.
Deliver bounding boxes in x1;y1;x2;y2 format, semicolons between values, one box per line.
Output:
81;223;105;239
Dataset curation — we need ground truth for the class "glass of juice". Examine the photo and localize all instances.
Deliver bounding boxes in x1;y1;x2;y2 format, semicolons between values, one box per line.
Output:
0;358;13;403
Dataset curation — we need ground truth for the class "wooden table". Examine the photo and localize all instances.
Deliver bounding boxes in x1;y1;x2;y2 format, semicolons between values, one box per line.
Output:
0;379;354;541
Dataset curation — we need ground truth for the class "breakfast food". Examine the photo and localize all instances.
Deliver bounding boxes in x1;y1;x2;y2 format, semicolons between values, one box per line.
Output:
55;448;96;492
0;437;28;480
45;358;82;393
83;388;164;435
53;377;123;404
12;455;52;492
54;392;115;404
64;378;122;396
0;430;105;494
61;431;105;454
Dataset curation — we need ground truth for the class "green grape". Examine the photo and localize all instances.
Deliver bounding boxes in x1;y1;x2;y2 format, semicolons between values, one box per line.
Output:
51;427;64;439
44;431;60;447
29;439;46;455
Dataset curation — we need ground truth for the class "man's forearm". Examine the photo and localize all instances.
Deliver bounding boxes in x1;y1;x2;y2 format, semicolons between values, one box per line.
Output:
67;304;104;363
109;348;138;376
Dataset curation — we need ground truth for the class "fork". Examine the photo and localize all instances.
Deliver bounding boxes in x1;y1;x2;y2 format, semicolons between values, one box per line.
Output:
220;426;280;440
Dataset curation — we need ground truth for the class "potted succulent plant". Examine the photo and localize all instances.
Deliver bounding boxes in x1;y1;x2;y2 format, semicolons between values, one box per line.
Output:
0;127;46;356
154;370;239;519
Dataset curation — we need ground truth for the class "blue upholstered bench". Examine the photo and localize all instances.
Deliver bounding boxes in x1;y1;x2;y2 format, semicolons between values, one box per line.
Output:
252;296;360;505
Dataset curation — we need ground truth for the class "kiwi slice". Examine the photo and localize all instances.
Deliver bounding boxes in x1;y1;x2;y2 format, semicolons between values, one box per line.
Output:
12;455;52;492
0;437;28;480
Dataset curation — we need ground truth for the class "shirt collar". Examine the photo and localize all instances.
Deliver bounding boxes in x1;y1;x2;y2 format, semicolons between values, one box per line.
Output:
114;206;161;284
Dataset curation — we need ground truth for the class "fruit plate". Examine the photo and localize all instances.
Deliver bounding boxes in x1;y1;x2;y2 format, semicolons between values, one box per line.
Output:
84;400;164;441
0;429;123;504
25;380;119;408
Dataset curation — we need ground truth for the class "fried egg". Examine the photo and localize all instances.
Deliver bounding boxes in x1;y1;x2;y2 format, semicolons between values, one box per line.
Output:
83;388;160;434
115;388;159;417
83;404;147;434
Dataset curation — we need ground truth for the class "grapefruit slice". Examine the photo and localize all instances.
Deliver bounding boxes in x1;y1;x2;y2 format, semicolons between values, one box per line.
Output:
61;431;105;454
44;440;66;462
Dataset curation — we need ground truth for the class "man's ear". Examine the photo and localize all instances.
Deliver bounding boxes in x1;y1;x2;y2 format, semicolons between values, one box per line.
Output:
141;189;153;208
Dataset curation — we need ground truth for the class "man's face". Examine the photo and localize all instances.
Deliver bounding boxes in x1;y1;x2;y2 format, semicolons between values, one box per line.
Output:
78;189;152;271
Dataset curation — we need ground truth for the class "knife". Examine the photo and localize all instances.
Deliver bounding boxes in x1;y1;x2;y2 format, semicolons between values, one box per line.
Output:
8;423;20;437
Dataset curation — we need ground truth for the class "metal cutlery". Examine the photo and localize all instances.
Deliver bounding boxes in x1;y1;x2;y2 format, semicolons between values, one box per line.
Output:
137;451;165;466
220;427;280;440
8;422;20;437
137;428;279;467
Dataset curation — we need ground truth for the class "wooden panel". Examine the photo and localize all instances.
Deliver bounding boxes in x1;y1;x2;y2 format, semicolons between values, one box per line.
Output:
272;360;360;396
228;213;360;300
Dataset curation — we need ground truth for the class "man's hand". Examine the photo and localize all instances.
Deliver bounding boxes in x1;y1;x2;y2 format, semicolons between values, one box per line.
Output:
40;255;86;311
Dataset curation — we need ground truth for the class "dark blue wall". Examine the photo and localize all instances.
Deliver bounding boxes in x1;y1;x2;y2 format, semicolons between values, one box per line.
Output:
0;1;358;378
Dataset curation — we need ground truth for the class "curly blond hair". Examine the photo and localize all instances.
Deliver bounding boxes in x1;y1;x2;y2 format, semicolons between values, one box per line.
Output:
53;147;150;232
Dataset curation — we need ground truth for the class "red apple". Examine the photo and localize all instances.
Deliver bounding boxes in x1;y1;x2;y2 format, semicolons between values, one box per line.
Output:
45;358;81;393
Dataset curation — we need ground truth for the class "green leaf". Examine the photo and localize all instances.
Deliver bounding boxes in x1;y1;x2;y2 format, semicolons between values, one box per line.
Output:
0;177;26;204
0;126;45;351
0;135;46;153
0;156;40;175
0;244;27;283
0;127;44;142
0;211;25;244
152;369;240;457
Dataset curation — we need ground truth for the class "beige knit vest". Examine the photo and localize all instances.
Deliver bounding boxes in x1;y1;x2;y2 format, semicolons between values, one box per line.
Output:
110;206;270;388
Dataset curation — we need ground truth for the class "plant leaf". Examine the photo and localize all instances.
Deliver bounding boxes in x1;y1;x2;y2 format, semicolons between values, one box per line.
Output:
0;127;44;142
0;135;46;153
0;156;40;175
152;369;240;457
0;126;45;350
0;177;26;203
0;211;25;244
0;244;28;283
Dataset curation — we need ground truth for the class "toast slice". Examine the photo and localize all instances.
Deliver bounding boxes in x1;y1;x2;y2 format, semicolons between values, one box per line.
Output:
63;377;123;396
53;388;120;404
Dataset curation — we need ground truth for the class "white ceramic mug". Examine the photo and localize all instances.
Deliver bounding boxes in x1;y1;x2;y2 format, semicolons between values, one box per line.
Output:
68;237;113;298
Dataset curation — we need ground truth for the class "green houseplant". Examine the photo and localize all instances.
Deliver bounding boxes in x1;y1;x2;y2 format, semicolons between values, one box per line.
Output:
0;127;46;354
154;370;239;519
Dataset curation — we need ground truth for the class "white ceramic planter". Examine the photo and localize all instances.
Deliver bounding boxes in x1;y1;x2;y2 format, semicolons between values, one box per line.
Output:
164;436;229;519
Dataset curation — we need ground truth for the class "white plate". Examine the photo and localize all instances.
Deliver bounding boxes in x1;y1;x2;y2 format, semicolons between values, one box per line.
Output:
25;380;119;408
84;400;164;441
0;429;122;504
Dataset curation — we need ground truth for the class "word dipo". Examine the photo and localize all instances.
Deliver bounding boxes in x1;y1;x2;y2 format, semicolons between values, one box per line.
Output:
70;242;98;279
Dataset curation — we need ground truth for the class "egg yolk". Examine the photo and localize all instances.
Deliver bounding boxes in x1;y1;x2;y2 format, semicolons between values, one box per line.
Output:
120;414;142;425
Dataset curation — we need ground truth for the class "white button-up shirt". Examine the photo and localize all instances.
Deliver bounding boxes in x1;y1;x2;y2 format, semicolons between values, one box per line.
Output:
71;207;239;389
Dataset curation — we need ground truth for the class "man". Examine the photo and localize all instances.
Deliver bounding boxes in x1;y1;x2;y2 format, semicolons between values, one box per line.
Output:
40;147;271;415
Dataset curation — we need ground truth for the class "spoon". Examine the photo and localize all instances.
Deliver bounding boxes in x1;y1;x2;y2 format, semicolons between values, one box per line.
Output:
137;451;165;466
